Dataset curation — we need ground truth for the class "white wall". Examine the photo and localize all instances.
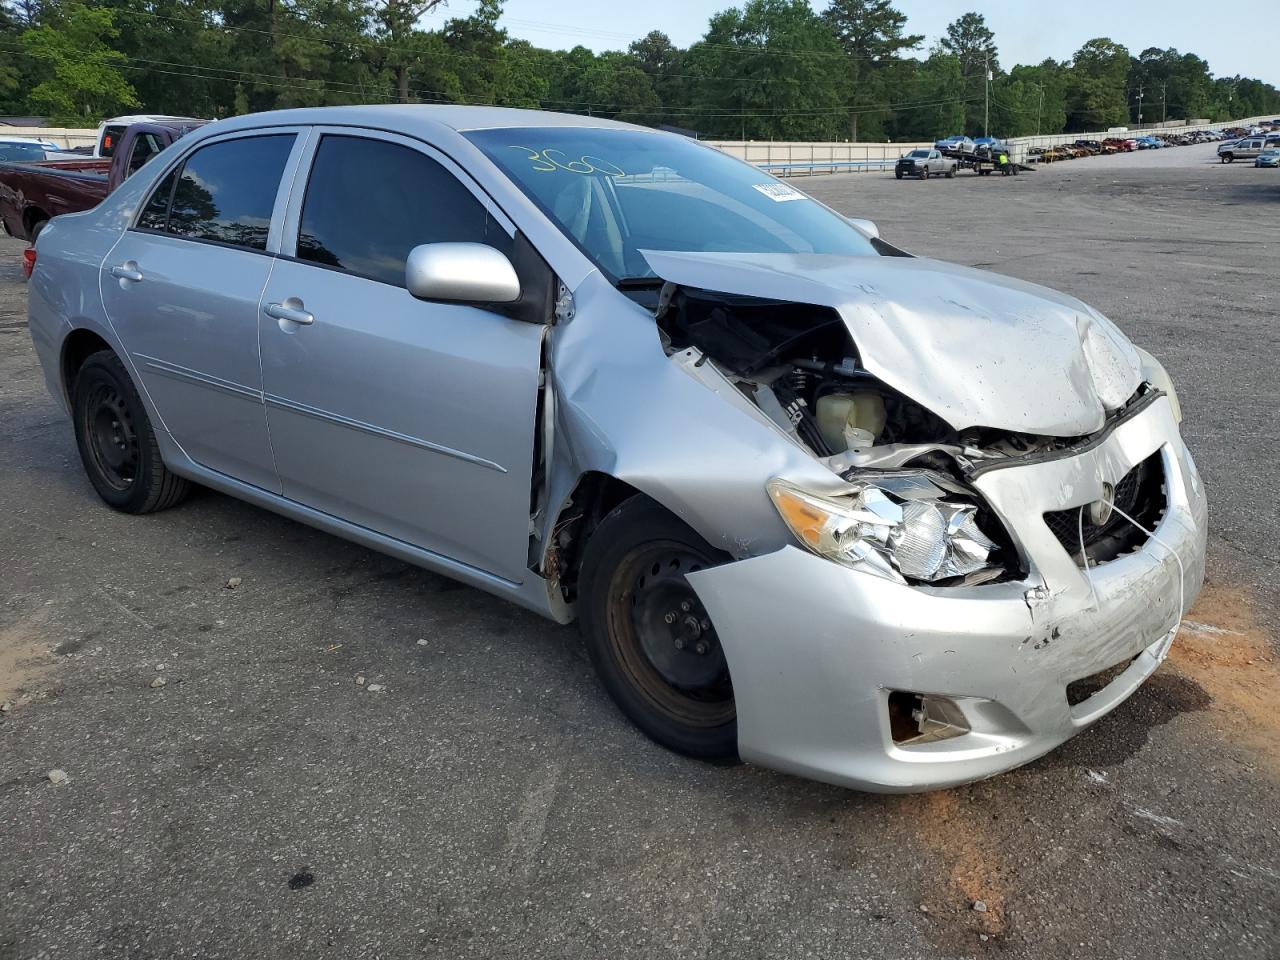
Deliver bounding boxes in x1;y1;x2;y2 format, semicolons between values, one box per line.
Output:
1;126;98;149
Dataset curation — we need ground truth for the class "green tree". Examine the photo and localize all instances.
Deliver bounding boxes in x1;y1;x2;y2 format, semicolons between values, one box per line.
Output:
821;0;922;140
368;0;446;102
1066;38;1129;130
19;1;139;121
938;11;998;134
682;0;849;140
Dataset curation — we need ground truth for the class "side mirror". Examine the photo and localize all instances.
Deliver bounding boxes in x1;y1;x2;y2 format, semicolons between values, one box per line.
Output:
846;217;880;240
405;242;521;304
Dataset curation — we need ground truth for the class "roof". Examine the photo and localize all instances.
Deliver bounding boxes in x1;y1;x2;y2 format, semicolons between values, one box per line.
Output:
204;105;649;138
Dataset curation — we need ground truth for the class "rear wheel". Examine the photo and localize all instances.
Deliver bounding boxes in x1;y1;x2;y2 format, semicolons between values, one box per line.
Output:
578;497;737;760
71;350;190;514
1221;154;1233;163
28;218;48;243
946;166;955;179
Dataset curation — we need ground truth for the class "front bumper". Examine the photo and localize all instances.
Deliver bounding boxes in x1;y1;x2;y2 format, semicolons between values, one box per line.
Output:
687;395;1206;792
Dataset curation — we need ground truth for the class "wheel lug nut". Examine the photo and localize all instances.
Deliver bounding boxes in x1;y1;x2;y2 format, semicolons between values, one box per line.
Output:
674;638;686;650
695;641;708;655
664;612;676;624
680;600;692;612
700;619;710;631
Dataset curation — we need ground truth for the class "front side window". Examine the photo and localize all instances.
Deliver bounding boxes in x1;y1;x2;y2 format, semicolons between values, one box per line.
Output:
295;135;510;287
139;135;294;251
464;127;878;282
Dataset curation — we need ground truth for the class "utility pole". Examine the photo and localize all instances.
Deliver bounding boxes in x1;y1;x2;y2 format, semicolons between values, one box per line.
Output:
983;56;991;138
1136;83;1144;129
1033;83;1044;135
1160;82;1167;124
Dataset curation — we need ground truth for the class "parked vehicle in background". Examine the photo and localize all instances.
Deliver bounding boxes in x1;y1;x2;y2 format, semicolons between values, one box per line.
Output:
1255;149;1280;168
934;135;976;154
895;148;957;180
0;137;83;162
94;115;204;158
23;105;1205;793
0;139;52;163
0;119;205;242
1219;137;1266;162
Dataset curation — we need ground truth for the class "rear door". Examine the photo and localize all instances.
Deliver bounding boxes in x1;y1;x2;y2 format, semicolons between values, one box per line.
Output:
258;129;545;582
100;130;305;491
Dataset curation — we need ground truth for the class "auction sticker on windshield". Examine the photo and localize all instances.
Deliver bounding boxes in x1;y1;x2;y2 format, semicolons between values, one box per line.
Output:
752;182;806;202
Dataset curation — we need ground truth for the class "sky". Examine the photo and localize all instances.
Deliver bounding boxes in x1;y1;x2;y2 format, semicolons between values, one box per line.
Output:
419;0;1279;88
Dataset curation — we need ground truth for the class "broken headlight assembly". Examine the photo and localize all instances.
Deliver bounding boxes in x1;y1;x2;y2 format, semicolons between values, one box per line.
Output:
767;475;1007;585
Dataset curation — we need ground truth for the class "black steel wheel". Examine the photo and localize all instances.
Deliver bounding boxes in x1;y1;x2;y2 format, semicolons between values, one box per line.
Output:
578;496;737;760
72;350;190;513
921;167;930;180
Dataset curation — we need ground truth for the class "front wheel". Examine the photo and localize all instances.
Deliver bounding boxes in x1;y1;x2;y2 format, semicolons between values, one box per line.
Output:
1221;154;1233;163
71;350;190;514
921;168;930;180
895;170;903;180
578;497;737;760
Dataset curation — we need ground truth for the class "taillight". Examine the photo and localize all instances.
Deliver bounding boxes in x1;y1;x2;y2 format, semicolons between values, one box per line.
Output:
22;247;36;279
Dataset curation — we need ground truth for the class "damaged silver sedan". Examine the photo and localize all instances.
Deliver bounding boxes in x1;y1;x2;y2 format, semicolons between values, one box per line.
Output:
26;106;1206;791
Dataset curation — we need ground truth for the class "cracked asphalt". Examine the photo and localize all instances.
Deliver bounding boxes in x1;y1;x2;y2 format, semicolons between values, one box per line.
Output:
2;140;1278;959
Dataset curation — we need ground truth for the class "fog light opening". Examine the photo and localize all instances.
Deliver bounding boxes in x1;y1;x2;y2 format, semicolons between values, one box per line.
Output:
887;691;971;745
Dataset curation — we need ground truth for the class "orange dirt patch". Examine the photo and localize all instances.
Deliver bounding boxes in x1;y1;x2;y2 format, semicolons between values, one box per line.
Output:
1171;582;1280;770
0;613;55;707
900;791;1008;937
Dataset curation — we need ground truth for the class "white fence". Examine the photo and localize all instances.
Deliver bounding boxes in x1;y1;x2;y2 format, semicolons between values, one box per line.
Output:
1;125;99;149
705;139;933;176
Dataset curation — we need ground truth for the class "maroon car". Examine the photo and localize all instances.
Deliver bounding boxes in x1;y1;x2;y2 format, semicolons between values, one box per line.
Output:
0;119;205;243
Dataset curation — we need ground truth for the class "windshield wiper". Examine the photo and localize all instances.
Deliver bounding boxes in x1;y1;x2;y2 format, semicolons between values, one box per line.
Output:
615;276;664;289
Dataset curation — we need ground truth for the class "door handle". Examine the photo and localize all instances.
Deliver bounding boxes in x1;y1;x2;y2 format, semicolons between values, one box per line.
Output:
110;261;143;282
264;299;314;326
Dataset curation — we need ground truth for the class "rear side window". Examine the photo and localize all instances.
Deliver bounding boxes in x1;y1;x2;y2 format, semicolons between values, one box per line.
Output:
100;125;127;158
295;135;510;287
126;133;164;177
138;135;294;250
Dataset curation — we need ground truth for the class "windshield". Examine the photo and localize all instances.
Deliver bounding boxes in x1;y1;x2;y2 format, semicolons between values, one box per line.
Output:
464;127;877;282
908;150;930;158
0;142;47;162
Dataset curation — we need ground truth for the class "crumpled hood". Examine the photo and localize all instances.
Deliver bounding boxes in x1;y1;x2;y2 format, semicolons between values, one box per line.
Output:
639;250;1141;436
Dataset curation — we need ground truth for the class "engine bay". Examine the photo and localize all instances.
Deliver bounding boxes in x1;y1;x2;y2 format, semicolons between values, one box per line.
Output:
642;284;1159;583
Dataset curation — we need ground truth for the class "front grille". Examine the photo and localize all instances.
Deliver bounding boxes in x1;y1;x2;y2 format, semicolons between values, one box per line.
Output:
1043;453;1165;565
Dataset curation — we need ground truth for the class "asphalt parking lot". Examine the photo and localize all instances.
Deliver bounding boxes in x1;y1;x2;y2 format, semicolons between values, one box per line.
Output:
2;141;1277;960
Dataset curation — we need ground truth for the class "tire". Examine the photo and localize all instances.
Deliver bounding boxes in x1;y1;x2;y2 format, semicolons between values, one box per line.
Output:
1222;154;1233;163
895;170;903;180
578;496;737;760
946;166;955;179
921;168;930;180
71;350;190;514
29;218;48;244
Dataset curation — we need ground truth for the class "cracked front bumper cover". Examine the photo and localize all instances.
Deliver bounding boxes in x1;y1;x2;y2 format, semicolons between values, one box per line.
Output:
686;396;1206;792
